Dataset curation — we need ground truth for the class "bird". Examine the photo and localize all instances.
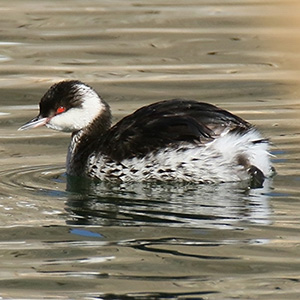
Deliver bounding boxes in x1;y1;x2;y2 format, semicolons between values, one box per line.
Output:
19;80;273;186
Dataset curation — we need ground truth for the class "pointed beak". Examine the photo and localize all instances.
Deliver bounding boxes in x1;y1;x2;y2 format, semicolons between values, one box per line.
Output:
18;115;49;131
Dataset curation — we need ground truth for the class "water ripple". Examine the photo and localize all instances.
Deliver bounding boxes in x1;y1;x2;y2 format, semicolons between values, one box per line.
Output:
0;164;66;196
0;164;66;225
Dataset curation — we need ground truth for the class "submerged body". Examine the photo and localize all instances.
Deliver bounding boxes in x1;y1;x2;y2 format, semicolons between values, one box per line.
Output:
19;80;273;186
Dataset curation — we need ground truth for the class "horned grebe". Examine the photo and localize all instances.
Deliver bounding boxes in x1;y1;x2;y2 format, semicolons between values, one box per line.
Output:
19;80;273;186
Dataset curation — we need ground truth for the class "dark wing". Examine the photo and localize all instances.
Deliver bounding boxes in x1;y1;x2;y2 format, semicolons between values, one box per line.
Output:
100;99;251;161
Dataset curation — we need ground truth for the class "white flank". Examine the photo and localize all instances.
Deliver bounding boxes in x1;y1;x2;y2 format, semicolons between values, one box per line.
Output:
86;128;273;183
210;128;272;177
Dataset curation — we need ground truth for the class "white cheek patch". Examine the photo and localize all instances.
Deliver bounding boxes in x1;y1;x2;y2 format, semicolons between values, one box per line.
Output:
46;84;105;132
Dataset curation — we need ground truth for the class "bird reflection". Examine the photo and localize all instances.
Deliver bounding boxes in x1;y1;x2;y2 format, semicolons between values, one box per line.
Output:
65;176;272;229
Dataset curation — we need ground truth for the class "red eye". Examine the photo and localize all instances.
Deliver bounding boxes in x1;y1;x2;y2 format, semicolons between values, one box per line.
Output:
56;106;66;114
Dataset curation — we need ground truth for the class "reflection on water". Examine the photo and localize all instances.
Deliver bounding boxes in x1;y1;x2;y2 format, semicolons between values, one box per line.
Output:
0;0;300;299
66;177;272;228
0;160;272;229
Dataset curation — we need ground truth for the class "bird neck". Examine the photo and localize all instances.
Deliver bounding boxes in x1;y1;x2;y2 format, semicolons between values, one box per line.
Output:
66;104;112;176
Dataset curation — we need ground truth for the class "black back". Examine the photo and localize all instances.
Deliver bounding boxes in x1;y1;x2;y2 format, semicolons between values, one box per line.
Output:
96;99;251;161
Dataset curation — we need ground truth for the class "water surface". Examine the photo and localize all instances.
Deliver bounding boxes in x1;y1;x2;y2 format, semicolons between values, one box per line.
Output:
0;1;300;299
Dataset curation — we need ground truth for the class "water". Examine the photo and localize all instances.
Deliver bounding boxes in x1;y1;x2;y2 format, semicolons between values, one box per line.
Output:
0;0;300;299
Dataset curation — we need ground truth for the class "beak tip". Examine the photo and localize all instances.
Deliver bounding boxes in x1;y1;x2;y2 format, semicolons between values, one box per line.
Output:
18;125;28;131
18;116;48;131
